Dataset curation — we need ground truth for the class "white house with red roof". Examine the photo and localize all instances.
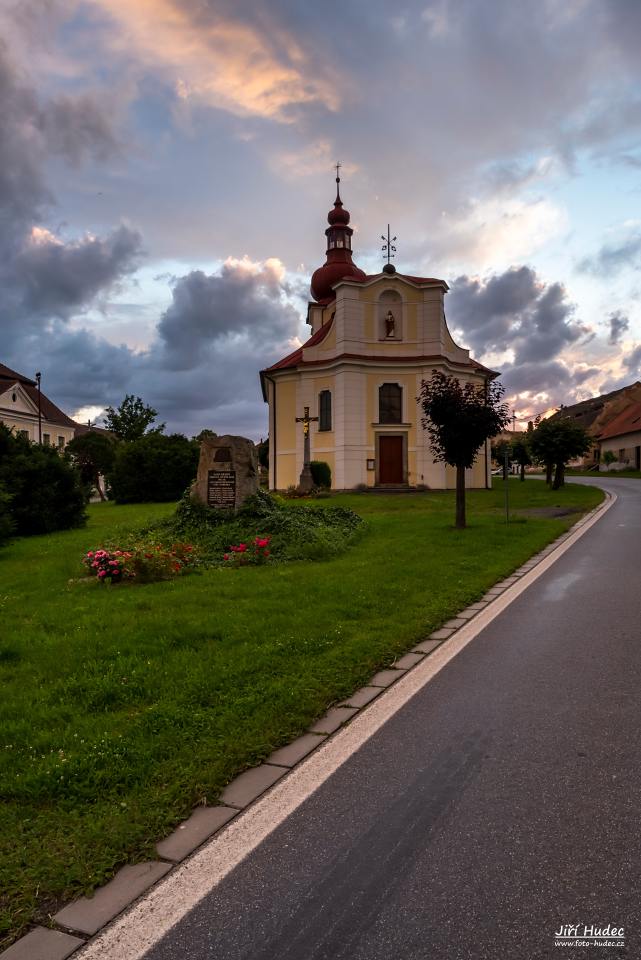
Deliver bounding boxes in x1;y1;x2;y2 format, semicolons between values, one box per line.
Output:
0;363;78;448
260;174;497;491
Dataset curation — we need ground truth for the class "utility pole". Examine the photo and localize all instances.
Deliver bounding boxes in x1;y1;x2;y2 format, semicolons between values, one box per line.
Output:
35;371;42;444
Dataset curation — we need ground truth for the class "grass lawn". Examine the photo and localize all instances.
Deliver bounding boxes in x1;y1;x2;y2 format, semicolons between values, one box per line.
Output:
0;480;603;946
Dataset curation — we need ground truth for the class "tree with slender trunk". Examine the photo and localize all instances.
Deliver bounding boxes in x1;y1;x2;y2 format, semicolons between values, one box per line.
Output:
511;437;532;481
529;417;591;488
418;372;509;529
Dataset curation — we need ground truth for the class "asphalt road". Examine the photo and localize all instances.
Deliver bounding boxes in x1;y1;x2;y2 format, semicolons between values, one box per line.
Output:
144;477;640;960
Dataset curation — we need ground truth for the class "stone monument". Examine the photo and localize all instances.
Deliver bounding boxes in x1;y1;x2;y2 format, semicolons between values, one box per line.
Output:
192;434;258;510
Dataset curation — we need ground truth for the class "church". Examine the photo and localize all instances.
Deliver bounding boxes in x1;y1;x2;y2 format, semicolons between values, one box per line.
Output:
260;174;496;491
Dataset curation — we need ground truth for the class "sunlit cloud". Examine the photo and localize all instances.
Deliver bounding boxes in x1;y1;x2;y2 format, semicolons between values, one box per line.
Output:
87;0;340;121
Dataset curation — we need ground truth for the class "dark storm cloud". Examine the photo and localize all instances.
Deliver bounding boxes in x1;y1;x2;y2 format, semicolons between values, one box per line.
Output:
447;265;599;413
578;233;641;276
608;311;630;345
13;225;142;318
448;266;586;366
156;260;298;369
624;343;641;376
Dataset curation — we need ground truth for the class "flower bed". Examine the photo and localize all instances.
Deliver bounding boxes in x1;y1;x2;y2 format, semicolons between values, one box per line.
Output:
83;542;197;583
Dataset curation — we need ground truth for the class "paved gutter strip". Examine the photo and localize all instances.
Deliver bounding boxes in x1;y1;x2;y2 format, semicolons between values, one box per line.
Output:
1;491;613;960
156;807;237;863
53;863;172;937
0;927;84;960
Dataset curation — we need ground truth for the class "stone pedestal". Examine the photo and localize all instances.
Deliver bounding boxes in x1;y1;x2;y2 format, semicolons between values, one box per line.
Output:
192;434;258;511
298;463;314;493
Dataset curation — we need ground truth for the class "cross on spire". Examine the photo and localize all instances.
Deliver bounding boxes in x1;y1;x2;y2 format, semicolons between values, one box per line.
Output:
381;224;397;265
335;161;342;203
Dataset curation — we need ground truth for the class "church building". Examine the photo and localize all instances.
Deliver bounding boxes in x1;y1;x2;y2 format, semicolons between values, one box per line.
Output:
260;174;496;491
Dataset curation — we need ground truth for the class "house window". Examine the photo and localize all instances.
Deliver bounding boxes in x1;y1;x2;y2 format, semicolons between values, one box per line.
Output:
319;390;332;431
19;430;29;439
43;433;50;445
58;436;65;449
12;392;17;402
379;383;402;424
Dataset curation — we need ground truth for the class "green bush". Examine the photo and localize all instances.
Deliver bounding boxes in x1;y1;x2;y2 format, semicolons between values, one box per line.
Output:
151;489;363;563
0;481;15;544
108;433;199;504
310;460;331;488
0;425;87;536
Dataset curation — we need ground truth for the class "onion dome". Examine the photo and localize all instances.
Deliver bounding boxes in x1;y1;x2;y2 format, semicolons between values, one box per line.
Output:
310;169;366;302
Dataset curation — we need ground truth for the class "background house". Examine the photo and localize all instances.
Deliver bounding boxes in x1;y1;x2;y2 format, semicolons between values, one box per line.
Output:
0;363;77;447
597;400;641;470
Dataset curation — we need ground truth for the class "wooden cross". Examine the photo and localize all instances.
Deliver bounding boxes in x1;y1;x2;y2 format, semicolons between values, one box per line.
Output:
295;406;318;438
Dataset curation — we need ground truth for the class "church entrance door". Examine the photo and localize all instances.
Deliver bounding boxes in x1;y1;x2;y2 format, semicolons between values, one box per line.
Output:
378;435;404;484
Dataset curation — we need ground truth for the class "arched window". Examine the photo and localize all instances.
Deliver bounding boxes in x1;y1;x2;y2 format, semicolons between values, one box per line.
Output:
379;383;402;424
319;390;332;431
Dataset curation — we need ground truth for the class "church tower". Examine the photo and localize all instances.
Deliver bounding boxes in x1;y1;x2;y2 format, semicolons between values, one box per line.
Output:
260;173;496;491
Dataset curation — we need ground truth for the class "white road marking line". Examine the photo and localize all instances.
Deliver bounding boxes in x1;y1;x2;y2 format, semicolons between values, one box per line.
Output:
77;492;615;960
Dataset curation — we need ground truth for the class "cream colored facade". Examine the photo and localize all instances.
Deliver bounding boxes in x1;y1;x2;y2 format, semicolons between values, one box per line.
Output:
0;380;76;447
263;272;494;491
600;431;641;469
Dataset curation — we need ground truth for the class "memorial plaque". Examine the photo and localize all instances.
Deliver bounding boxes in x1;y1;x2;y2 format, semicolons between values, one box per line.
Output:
207;469;236;508
193;434;258;511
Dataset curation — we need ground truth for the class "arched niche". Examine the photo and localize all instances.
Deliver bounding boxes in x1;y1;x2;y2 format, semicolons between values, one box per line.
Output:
378;289;402;341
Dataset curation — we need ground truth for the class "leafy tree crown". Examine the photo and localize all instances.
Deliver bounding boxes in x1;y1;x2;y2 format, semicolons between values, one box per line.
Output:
418;371;510;468
103;395;165;442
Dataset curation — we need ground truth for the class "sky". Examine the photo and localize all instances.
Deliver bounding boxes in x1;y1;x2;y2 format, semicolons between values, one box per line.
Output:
1;0;641;439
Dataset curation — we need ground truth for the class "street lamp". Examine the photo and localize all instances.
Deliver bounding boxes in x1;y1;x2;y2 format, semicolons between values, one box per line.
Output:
35;371;42;444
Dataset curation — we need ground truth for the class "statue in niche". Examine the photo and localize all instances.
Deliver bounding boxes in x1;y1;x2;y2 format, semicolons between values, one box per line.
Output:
384;310;396;338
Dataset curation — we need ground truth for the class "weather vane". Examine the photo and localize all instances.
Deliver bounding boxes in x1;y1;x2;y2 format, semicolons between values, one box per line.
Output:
381;224;397;273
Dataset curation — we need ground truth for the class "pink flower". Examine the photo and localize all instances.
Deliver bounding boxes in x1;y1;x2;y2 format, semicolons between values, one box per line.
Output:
223;554;229;561
98;570;107;578
255;537;270;548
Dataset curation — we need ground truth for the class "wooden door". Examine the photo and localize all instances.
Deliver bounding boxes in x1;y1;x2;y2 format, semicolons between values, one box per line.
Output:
379;435;404;484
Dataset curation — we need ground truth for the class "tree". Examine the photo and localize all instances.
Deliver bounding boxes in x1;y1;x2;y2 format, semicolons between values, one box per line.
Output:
103;395;165;442
492;439;512;480
107;433;199;503
0;424;87;535
67;432;117;500
511;436;532;481
418;371;509;528
529;417;591;489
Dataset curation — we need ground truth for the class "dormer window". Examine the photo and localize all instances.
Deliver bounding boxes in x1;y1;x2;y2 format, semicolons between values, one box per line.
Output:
12;392;17;402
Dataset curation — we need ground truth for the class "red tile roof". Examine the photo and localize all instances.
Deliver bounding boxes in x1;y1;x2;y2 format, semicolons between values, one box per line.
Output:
0;364;77;428
598;400;641;441
265;318;334;372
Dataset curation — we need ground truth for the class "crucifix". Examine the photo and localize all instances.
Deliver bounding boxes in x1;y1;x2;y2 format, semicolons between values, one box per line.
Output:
295;405;319;492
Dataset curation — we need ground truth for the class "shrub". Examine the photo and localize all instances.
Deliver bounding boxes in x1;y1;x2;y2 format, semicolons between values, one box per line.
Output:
0;482;15;545
0;424;87;535
310;460;331;488
223;536;270;566
108;433;199;503
155;489;363;564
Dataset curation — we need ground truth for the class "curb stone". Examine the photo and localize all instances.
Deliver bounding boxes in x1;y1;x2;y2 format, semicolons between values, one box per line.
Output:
2;489;612;960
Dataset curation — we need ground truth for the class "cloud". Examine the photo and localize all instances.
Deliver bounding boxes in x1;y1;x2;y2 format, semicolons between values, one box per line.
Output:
578;228;641;275
448;266;587;364
624;343;641;377
607;311;630;345
4;255;304;440
155;256;301;369
447;265;599;414
86;0;340;122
